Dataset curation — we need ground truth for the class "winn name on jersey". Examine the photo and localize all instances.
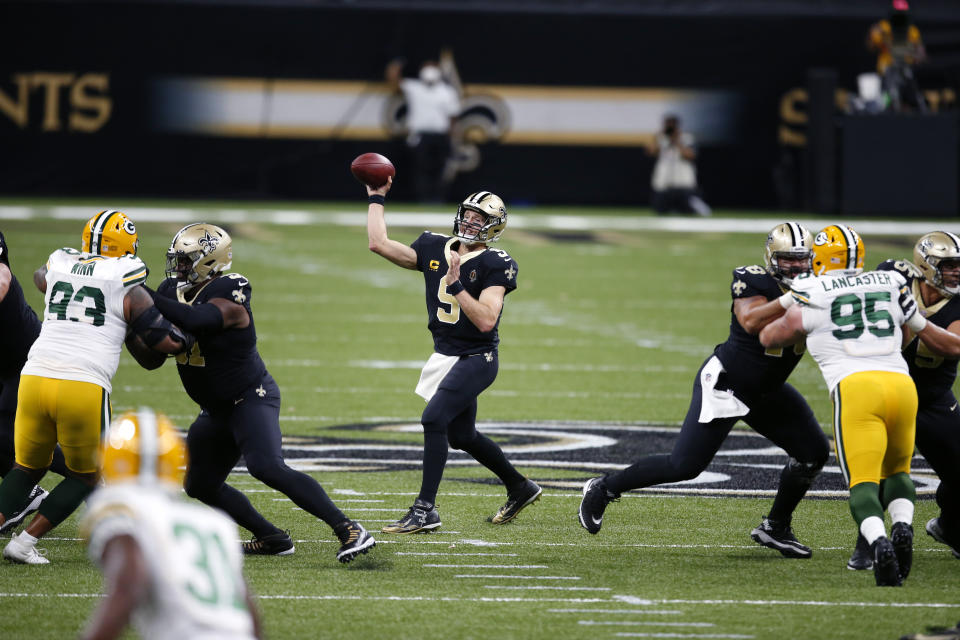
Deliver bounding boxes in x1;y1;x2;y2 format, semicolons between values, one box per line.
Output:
717;265;804;395
22;248;147;393
878;259;960;403
156;273;265;408
412;231;518;356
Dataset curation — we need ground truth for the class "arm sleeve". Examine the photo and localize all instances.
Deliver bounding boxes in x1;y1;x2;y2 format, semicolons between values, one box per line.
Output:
149;289;224;333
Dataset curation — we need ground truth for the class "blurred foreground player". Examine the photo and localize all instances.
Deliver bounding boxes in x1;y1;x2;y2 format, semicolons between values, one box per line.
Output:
148;223;374;563
366;177;541;532
80;408;262;640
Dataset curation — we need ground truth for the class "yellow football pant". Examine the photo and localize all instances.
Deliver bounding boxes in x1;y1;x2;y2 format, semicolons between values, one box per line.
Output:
832;370;917;488
15;375;111;474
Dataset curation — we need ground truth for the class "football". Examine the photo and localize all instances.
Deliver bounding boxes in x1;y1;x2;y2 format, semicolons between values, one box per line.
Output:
350;153;395;188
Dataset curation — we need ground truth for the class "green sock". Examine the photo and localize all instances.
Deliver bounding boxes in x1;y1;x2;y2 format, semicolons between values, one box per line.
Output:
38;476;94;527
849;482;883;526
0;468;37;520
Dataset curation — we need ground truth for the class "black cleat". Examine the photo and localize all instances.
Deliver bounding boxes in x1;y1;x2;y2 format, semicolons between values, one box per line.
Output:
0;486;48;536
242;530;295;556
382;499;441;534
490;479;542;524
872;536;903;586
891;521;914;580
750;516;812;558
926;517;960;559
334;520;375;563
847;533;873;571
578;476;619;535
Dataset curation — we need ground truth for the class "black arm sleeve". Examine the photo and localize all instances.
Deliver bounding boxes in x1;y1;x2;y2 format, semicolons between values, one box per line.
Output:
149;289;224;333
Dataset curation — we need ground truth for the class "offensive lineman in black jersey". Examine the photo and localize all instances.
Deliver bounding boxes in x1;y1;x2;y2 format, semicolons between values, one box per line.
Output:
0;231;69;534
148;223;375;563
846;231;960;569
366;178;541;533
579;223;831;558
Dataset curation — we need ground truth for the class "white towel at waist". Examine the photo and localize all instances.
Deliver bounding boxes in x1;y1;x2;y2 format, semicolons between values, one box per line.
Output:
697;355;750;423
415;353;460;402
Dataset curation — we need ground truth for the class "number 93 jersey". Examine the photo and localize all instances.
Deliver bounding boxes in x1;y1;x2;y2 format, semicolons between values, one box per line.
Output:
791;269;910;392
82;485;257;640
411;232;518;356
22;248;147;393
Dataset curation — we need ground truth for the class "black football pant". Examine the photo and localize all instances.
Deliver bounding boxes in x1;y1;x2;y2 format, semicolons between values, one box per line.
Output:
606;357;830;524
0;374;67;478
913;394;960;535
418;352;525;506
183;373;347;538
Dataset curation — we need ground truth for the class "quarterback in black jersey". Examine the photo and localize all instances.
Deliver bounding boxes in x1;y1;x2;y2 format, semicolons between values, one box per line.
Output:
0;231;67;534
149;223;375;564
579;223;830;558
366;178;541;533
847;232;960;569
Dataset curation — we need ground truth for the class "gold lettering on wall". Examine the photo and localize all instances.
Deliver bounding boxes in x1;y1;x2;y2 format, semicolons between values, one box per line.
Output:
0;72;112;133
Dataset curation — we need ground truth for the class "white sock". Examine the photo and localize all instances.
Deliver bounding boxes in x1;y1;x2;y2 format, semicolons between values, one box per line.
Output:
16;532;38;547
860;516;887;545
887;498;914;525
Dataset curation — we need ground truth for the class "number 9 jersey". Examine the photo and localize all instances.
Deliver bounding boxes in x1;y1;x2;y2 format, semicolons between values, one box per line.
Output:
22;248;147;393
791;269;910;392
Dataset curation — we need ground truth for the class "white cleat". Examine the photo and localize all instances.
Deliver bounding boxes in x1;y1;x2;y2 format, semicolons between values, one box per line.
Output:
3;535;50;565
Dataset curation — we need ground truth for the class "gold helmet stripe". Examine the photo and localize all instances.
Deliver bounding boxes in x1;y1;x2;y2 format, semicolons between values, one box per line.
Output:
136;407;158;482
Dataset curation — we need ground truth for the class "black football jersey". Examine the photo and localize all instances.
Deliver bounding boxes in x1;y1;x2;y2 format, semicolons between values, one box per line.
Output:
157;274;266;407
411;231;518;356
878;259;960;403
0;273;41;378
713;265;804;396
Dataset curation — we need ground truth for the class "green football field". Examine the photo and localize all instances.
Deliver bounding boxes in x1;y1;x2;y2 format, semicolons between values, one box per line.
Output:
0;201;957;640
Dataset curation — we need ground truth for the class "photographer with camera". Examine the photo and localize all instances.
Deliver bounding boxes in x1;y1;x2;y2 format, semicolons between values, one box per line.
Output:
648;114;711;216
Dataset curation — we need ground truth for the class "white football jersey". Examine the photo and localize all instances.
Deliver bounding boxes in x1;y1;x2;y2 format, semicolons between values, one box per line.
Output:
82;485;257;640
21;248;147;392
793;269;911;392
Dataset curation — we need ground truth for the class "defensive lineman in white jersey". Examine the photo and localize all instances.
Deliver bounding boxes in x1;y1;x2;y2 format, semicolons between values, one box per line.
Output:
761;224;960;586
81;408;261;640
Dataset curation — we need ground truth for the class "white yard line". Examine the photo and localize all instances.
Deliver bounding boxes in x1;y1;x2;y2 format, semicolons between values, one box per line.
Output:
580;621;714;627
549;609;684;614
455;575;581;580
613;634;754;639
396;552;519;557
490;586;612;591
425;564;549;569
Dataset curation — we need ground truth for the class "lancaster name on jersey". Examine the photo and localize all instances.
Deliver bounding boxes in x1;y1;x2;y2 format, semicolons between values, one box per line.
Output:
22;248;147;392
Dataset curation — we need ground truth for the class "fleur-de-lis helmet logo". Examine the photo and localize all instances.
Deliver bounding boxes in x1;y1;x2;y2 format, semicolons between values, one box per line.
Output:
198;231;220;253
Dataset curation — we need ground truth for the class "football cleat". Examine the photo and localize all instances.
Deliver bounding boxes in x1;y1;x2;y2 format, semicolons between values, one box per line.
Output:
750;516;812;559
871;536;902;586
578;476;619;535
382;499;441;534
242;530;295;556
925;517;960;559
2;534;49;565
489;479;542;525
0;485;48;535
847;533;873;571
334;520;376;563
891;521;914;580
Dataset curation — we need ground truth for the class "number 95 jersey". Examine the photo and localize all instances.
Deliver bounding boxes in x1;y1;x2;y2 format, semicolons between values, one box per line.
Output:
411;232;518;356
22;248;147;393
82;485;257;640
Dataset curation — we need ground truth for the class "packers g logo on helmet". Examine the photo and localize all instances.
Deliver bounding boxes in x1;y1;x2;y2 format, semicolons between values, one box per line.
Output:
165;223;233;284
81;210;139;257
101;408;186;488
764;222;813;285
812;224;864;275
914;231;960;297
454;191;507;244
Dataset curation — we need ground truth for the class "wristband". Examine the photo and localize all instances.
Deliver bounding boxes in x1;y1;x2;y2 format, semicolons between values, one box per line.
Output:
447;280;465;295
368;194;385;205
906;312;927;333
778;291;795;309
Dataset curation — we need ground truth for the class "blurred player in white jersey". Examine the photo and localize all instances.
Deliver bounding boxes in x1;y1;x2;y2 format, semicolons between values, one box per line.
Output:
80;408;261;640
761;224;960;586
0;211;191;564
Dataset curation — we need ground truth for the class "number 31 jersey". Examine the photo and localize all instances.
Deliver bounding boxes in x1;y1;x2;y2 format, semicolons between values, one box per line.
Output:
22;248;147;392
411;231;518;356
792;269;910;392
82;485;257;640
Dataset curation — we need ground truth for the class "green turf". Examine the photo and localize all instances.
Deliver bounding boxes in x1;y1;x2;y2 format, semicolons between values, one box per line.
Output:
0;209;956;640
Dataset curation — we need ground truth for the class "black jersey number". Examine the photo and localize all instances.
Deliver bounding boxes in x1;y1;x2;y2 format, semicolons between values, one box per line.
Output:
830;292;895;340
436;280;461;324
48;281;106;326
